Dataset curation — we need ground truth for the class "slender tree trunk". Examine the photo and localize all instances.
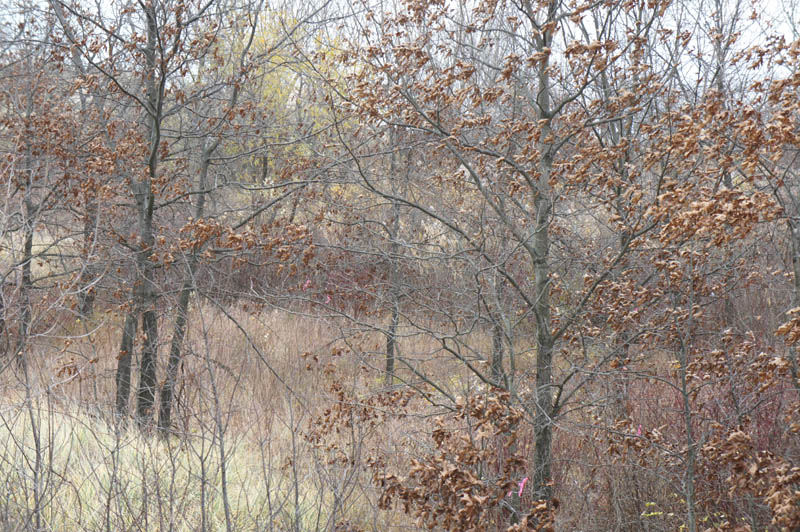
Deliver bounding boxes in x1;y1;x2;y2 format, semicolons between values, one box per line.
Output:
115;311;138;418
17;129;42;529
788;222;800;400
489;271;507;386
132;167;159;424
17;205;33;367
17;111;35;368
532;354;554;500
385;207;400;386
531;192;554;500
158;280;190;432
133;1;162;425
677;317;697;532
491;320;504;385
529;1;557;500
385;129;401;386
18;181;33;332
158;180;205;431
137;307;159;422
78;199;98;316
386;298;398;385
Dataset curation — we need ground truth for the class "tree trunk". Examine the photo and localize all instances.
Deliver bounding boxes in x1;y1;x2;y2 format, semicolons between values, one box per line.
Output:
530;249;555;503
385;301;398;385
385;129;401;386
132;1;161;426
531;193;554;500
78;199;98;317
115;311;138;418
158;280;190;433
137;308;158;423
17;193;34;368
17;105;35;368
677;316;697;532
529;1;556;499
491;320;504;386
788;222;800;400
385;211;400;385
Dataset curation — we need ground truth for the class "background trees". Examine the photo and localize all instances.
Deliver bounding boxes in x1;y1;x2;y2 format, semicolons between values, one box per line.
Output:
0;0;798;531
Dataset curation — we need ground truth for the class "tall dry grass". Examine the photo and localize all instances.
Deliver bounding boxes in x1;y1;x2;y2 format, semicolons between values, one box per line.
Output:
0;303;430;531
3;299;693;532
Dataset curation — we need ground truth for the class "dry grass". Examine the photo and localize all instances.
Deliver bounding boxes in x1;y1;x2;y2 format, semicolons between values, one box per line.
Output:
3;300;741;532
0;398;338;532
0;303;423;531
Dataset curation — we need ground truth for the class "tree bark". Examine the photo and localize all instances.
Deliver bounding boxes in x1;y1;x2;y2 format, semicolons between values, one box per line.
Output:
78;194;99;317
385;297;399;385
528;0;557;500
385;200;400;386
16;88;36;368
384;127;402;386
158;280;190;432
137;308;159;422
115;311;138;418
132;1;162;426
531;192;554;501
17;179;34;368
491;320;504;386
788;222;800;400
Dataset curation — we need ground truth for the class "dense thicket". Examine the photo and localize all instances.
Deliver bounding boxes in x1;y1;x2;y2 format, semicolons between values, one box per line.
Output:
0;0;798;530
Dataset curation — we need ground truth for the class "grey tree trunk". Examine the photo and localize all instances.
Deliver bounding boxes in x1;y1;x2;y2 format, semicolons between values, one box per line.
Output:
385;128;402;386
17;173;34;367
531;192;554;501
676;290;697;532
385;202;400;386
491;320;504;386
158;280;191;433
16;84;36;369
789;223;800;401
78;201;98;317
529;1;556;499
132;1;162;425
115;312;138;419
137;308;159;422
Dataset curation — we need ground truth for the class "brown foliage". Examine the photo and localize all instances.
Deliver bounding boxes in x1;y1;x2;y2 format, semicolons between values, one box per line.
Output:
374;390;555;531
